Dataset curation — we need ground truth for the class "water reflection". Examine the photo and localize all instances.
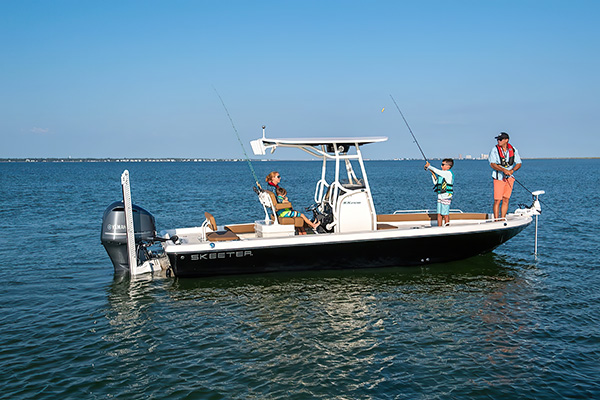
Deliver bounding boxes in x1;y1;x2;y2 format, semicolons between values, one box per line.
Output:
102;254;548;397
104;274;170;355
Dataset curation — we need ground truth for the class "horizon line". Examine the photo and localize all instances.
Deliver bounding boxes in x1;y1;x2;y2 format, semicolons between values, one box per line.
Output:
1;157;599;163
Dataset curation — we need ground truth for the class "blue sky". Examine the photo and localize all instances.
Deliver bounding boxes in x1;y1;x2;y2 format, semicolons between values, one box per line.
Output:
1;0;598;159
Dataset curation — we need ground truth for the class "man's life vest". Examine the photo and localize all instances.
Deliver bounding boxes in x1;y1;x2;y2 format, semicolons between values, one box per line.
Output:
496;143;515;167
433;171;454;195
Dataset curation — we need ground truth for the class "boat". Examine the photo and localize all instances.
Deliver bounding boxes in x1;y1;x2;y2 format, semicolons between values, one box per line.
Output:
101;130;544;278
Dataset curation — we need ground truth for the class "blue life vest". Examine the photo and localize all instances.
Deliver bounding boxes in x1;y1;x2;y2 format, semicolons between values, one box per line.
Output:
433;171;454;194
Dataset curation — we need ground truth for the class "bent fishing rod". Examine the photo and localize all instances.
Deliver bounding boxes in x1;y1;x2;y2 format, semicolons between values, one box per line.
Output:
212;86;262;190
390;94;428;162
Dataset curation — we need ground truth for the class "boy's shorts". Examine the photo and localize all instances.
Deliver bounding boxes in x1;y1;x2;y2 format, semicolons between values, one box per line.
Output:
437;198;451;216
493;177;515;200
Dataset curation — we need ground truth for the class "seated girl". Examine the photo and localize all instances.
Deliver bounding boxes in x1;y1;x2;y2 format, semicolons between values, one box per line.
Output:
276;187;320;234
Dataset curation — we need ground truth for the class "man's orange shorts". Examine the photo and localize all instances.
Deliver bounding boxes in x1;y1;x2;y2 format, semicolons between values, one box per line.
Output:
493;177;515;200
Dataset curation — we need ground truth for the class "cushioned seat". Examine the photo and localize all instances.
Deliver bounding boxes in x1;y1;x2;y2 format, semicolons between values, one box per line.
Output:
204;212;240;242
224;223;255;234
265;191;305;228
377;223;398;230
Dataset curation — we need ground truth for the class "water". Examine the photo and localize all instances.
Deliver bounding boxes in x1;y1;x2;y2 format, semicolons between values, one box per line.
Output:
0;159;599;399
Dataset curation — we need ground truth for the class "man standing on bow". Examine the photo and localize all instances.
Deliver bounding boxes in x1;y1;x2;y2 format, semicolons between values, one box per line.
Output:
489;132;522;219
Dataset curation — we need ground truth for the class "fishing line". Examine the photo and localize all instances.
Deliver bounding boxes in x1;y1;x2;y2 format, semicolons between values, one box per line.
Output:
512;175;578;229
212;86;262;189
512;176;557;214
390;94;428;162
387;95;572;231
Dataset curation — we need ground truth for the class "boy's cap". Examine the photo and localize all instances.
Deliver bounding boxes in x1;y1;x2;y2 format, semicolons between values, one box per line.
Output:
495;132;509;140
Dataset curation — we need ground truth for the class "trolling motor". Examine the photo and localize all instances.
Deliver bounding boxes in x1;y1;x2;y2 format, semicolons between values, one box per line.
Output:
515;190;545;216
515;190;545;256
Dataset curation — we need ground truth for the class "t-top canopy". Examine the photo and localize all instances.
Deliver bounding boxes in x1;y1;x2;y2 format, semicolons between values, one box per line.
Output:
251;136;388;156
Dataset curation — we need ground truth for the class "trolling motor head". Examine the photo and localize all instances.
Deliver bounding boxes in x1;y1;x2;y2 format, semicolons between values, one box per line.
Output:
530;190;545;215
515;190;545;216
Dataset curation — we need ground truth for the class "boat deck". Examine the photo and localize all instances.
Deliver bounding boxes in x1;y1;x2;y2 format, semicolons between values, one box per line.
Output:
162;212;497;245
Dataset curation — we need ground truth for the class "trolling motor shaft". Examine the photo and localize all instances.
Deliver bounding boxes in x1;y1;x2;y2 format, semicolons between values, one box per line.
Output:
515;190;545;256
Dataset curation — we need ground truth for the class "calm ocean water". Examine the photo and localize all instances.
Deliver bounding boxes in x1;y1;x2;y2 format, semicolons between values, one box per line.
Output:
1;159;599;399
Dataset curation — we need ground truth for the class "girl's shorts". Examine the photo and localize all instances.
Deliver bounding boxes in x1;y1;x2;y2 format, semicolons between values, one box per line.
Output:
278;210;300;218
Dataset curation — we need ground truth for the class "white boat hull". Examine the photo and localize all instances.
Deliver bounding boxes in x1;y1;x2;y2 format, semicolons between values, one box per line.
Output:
162;214;532;278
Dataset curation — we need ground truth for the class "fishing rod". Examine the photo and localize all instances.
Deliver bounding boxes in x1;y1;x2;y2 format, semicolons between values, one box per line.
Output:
390;94;428;162
212;86;262;190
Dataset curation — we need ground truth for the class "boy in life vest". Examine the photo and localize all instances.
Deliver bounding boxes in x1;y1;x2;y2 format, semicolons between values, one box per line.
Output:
489;132;522;219
424;159;454;227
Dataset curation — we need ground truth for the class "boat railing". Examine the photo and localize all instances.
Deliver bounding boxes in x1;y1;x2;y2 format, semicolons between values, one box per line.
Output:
199;217;211;242
314;178;329;204
392;209;465;214
327;181;342;209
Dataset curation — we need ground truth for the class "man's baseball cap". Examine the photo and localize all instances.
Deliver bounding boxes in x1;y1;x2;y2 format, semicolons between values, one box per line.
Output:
495;132;509;140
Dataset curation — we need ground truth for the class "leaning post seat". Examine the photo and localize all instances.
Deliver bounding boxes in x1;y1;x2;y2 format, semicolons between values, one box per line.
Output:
264;191;305;228
203;212;240;242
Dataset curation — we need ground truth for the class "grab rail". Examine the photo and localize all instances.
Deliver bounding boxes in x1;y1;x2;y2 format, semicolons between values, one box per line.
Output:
314;179;329;203
392;209;465;214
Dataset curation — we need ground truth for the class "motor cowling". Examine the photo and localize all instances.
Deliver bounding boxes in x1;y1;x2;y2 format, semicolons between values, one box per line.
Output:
101;201;157;273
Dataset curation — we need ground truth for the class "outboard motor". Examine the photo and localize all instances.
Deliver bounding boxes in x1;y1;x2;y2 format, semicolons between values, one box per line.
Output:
101;201;157;274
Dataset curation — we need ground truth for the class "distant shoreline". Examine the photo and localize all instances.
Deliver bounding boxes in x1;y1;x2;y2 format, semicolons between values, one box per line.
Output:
0;157;598;163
